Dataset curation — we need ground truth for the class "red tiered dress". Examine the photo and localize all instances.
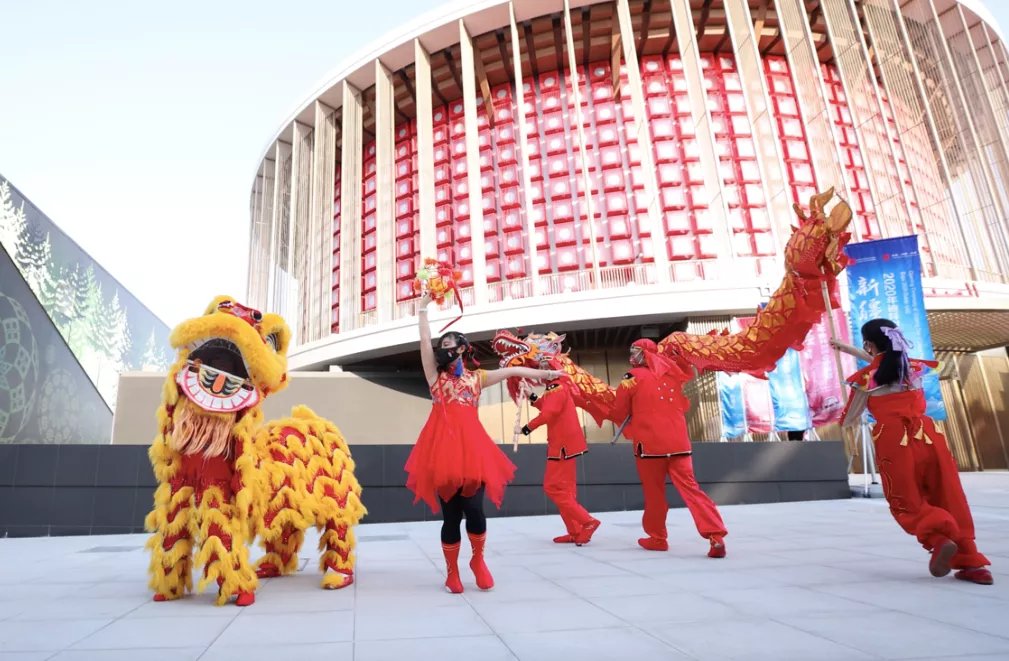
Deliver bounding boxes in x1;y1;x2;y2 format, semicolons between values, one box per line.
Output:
405;369;517;513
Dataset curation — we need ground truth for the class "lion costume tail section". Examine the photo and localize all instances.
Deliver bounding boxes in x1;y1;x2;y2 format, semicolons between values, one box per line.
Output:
254;406;367;589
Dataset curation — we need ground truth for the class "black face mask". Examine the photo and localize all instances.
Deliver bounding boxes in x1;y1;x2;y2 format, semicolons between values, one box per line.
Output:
435;346;464;368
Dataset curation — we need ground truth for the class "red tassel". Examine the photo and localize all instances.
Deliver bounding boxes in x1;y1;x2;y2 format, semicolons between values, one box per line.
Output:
438;280;465;332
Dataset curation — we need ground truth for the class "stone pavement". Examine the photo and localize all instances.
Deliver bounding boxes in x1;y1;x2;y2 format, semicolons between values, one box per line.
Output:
0;472;1007;661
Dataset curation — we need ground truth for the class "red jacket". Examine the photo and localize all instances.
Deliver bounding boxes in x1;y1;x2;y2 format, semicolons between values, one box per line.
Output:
528;379;588;460
609;366;691;457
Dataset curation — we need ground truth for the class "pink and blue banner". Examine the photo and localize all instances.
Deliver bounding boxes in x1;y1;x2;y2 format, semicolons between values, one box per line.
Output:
844;235;946;420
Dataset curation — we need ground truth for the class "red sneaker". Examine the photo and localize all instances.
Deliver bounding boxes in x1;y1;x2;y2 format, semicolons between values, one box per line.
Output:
708;537;726;559
954;567;994;585
553;534;576;543
929;538;958;577
637;537;669;552
574;519;601;546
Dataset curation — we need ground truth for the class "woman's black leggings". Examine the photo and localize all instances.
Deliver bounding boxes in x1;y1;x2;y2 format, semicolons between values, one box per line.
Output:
438;485;487;544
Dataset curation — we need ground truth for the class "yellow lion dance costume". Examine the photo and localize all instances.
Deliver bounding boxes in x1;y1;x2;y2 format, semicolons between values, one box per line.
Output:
145;296;365;606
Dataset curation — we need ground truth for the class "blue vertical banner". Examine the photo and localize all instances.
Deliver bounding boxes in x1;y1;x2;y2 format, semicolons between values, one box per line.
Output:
844;235;946;420
716;371;747;439
768;348;812;432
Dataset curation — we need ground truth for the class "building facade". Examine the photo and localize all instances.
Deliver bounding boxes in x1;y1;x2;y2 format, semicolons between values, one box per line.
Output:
247;0;1009;466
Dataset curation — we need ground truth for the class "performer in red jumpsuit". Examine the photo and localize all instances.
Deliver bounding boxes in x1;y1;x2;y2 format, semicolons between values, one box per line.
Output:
833;319;992;584
609;339;727;557
405;294;562;594
521;377;601;545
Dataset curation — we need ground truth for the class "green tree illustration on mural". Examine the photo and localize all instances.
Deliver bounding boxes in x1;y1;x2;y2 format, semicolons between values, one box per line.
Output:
140;329;169;371
15;221;53;297
104;291;132;364
0;179;27;259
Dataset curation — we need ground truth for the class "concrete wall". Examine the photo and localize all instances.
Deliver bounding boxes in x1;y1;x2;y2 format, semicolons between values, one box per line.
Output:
0;440;851;537
112;369;622;446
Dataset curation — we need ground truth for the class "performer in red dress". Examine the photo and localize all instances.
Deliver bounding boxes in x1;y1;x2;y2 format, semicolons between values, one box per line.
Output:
406;294;562;594
521;376;601;545
609;339;728;557
833;319;993;585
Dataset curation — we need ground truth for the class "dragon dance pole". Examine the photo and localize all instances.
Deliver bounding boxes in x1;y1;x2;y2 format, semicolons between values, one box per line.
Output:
610;416;631;445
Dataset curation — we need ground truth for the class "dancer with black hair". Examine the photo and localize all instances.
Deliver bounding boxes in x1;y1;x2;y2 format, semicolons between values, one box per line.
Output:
405;294;562;594
832;318;992;585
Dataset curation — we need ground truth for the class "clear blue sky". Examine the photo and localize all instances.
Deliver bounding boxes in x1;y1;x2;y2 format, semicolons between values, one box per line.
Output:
1;1;1008;328
0;0;447;327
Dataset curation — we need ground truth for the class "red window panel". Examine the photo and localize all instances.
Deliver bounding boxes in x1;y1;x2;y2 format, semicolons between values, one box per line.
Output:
608;214;631;239
600;147;623;170
503;229;525;255
555;246;580;271
396;217;414;239
530;204;547;226
698;234;720;259
497;143;517;165
554;220;578;247
669;235;698;260
434;163;451;183
545;134;567;155
549;178;572;200
543;111;565;134
665;209;692;235
527;157;544;181
435;183;452;206
605;192;629;215
602;169;625;192
553;199;575;222
501;208;522;230
505;256;527;278
433;144;450;165
437;246;455;264
331;166;342;333
435;205;452;227
597;122;619;146
611;239;635;265
500;185;521;210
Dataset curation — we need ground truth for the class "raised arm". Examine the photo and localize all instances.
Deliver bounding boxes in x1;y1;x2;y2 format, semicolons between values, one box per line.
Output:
829;338;871;362
418;294;438;386
483;366;562;388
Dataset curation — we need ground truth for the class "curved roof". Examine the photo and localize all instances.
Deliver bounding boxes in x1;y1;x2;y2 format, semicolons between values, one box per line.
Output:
253;0;1008;176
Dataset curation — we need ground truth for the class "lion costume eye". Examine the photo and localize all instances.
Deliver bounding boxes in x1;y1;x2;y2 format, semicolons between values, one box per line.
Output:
266;333;280;351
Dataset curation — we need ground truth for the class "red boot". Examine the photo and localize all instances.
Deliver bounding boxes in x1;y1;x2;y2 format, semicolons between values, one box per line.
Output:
574;519;601;546
929;538;958;577
954;567;994;585
442;542;464;594
468;532;495;591
708;536;726;559
638;537;669;551
553;534;576;543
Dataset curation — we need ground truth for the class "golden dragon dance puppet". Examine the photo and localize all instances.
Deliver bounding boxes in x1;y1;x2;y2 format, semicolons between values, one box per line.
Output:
144;296;365;607
494;188;852;413
657;187;853;377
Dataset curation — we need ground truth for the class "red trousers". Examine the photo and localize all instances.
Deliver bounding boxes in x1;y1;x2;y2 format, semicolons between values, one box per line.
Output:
635;455;727;541
875;420;989;568
544;458;593;534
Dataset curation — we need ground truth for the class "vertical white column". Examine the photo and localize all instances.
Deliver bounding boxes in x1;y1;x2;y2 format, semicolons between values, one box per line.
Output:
669;0;735;271
258;158;275;311
615;0;670;282
509;2;540;295
311;101;337;340
562;0;603;287
339;81;364;331
290;120;314;346
459;20;489;305
374;60;397;323
415;40;437;263
724;0;791;259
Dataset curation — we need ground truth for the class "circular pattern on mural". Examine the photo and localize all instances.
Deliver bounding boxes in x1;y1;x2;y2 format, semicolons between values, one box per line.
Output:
0;293;40;442
38;368;81;444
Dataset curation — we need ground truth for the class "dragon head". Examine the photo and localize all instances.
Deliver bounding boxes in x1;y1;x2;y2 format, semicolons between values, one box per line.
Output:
786;187;853;279
170;295;291;417
492;329;566;369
